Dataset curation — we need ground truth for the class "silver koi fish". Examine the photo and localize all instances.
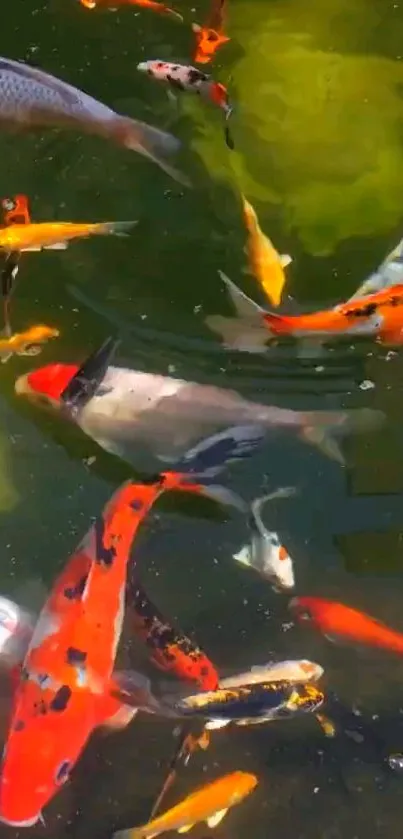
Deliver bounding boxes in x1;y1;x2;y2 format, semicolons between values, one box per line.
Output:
0;57;187;184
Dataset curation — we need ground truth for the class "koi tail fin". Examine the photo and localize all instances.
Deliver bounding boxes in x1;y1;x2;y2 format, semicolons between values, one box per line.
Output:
96;220;138;237
205;271;270;353
299;407;385;464
110;117;191;186
60;335;120;416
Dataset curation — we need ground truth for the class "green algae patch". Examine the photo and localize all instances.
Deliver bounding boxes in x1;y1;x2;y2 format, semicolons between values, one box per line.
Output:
187;2;403;255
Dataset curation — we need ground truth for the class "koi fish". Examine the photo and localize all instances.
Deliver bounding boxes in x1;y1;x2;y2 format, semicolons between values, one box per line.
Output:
0;324;59;363
114;771;258;839
349;237;403;300
0;427;254;827
175;681;324;729
290;596;403;655
128;580;219;690
80;0;183;20
0;57;187;184
219;659;324;689
192;0;230;64
0;219;137;253
242;196;291;307
13;336;383;468
137;60;234;149
0;195;31;335
262;284;403;344
208;270;403;350
232;488;295;592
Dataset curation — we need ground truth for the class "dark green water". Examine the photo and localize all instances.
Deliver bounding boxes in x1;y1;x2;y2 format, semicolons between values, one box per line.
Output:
1;0;403;836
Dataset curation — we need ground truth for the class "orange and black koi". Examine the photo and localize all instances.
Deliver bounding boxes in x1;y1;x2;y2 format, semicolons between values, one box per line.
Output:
0;195;31;334
0;461;238;827
127;580;219;691
192;0;230;65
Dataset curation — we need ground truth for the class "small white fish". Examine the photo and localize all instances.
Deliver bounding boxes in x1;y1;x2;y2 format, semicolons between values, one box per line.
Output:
232;488;296;591
219;659;324;689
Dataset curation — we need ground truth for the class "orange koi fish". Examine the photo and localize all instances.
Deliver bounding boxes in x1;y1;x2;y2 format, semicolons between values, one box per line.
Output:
290;597;403;655
0;195;31;334
192;0;230;64
262;284;403;345
0;324;59;364
212;273;403;350
0;219;136;254
242;195;291;307
0;429;258;827
128;580;219;690
114;771;258;839
80;0;183;21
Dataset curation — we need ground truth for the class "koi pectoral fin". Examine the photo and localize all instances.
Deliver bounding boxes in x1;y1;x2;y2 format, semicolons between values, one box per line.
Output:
205;314;270;353
232;544;253;568
300;426;345;466
206;809;228;828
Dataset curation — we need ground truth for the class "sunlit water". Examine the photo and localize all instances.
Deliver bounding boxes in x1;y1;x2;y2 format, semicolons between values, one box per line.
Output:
0;0;403;837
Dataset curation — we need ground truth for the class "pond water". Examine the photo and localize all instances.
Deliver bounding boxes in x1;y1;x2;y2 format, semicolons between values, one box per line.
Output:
1;0;403;837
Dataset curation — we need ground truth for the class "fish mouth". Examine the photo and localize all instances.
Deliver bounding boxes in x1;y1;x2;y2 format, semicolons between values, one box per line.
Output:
14;373;30;395
0;813;41;827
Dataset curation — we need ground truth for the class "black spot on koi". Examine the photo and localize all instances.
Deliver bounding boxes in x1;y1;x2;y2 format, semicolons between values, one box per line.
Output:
50;685;72;712
188;69;209;84
93;516;116;567
130;498;144;511
167;75;185;91
66;647;87;665
64;574;88;600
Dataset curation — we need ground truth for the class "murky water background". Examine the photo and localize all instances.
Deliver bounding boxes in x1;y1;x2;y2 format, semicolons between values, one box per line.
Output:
1;0;403;836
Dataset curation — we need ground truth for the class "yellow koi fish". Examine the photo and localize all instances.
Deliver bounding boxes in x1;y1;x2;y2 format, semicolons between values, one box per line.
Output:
0;325;59;363
242;195;291;307
0;220;137;253
114;771;257;838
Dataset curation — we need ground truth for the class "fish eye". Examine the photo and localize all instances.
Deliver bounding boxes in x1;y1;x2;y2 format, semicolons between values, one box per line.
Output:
55;760;71;785
34;394;52;408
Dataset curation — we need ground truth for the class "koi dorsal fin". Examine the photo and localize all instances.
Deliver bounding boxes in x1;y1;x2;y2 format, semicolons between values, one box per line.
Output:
60;336;120;415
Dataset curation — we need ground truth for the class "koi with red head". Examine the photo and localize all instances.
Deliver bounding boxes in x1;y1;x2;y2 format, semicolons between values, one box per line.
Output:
128;580;219;691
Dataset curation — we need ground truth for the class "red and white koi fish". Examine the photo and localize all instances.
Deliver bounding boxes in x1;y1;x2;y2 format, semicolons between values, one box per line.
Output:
232;488;295;592
13;337;383;467
137;60;234;148
0;426;246;828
